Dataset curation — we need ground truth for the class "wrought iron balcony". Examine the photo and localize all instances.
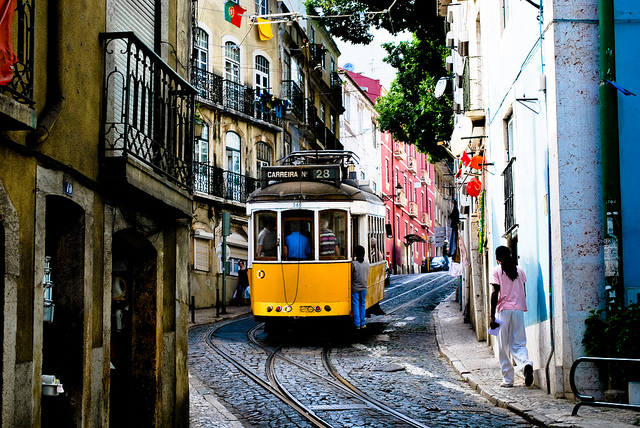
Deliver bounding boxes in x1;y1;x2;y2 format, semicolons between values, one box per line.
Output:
193;162;260;203
463;56;484;114
192;67;281;126
0;0;35;107
282;80;304;118
408;157;417;174
100;32;196;190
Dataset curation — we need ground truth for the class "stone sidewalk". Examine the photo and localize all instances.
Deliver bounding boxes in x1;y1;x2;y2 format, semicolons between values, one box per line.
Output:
433;292;640;428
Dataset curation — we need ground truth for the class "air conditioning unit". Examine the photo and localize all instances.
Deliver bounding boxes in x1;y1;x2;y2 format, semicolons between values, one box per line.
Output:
446;56;453;73
446;31;455;49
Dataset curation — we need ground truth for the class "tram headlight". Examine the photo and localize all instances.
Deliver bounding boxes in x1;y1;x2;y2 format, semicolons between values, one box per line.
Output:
324;305;331;312
275;306;282;313
267;305;273;312
315;306;321;312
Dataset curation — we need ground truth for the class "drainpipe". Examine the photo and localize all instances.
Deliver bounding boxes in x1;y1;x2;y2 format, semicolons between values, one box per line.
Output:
27;0;66;146
599;0;623;305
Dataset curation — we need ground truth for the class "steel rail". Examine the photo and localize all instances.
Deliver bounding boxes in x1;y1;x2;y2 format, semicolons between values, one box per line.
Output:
205;320;333;427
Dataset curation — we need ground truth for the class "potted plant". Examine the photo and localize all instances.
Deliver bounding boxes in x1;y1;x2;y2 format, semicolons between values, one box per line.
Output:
583;302;640;402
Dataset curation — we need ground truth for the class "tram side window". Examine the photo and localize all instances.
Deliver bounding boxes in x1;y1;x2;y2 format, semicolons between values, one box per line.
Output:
368;215;384;263
255;212;278;260
319;210;347;260
282;210;314;261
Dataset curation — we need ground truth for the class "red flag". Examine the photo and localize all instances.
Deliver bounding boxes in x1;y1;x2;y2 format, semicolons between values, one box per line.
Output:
460;151;471;167
225;1;246;28
0;0;19;86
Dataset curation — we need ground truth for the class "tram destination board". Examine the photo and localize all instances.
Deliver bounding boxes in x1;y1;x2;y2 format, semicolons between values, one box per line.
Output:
261;165;341;187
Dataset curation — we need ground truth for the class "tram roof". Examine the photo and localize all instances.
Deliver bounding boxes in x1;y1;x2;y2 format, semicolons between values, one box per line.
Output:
247;180;384;206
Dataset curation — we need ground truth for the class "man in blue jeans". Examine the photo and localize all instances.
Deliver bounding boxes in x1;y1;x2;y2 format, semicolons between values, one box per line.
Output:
284;222;311;261
351;245;369;329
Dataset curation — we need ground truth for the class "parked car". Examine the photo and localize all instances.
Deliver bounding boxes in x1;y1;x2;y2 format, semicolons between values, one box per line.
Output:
429;256;448;272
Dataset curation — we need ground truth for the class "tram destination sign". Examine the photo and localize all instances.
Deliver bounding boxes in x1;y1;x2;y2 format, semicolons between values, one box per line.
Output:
261;165;341;187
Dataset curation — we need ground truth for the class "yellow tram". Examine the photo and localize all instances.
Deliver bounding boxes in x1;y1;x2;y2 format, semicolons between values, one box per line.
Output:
246;151;386;323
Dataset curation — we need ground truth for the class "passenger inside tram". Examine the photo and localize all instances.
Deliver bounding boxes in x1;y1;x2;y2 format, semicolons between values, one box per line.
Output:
284;221;312;261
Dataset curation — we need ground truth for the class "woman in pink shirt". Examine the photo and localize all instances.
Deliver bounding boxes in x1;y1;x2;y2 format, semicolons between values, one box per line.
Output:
490;246;534;388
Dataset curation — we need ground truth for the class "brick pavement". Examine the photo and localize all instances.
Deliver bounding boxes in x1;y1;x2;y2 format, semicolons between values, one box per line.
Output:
433;292;640;428
187;293;640;427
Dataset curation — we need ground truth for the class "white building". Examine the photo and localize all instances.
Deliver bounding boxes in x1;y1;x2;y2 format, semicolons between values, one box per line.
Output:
441;0;604;399
339;70;383;194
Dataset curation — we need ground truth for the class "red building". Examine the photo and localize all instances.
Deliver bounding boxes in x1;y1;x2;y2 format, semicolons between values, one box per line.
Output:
380;132;435;274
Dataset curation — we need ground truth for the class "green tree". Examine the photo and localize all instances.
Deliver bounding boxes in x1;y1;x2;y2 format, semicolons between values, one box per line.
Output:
305;0;453;159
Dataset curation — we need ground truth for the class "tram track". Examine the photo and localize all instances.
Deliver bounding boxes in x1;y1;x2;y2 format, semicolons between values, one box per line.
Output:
382;274;457;315
202;275;456;427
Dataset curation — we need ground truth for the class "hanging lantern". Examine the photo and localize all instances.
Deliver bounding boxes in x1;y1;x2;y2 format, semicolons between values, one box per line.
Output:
467;178;482;197
470;155;484;170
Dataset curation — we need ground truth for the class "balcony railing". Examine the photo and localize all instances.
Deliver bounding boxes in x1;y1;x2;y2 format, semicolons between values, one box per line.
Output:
395;190;407;208
193;162;260;203
409;201;419;218
192;67;282;126
282;80;304;117
421;212;431;227
393;141;406;160
100;32;195;189
0;0;35;106
420;169;431;184
408;157;417;173
503;158;516;233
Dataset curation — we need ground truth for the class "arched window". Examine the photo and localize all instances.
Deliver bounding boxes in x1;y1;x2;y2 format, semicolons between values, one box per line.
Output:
226;132;241;173
255;55;270;93
256;141;272;174
224;42;240;82
195;28;208;72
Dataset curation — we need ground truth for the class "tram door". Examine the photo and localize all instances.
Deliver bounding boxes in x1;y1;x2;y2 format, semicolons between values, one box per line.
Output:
351;216;359;258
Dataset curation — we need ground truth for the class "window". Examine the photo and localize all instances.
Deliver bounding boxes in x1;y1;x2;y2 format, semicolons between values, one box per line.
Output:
195;28;208;72
256;141;272;174
368;215;384;263
319;210;347;260
195;125;209;164
330;113;336;134
255;0;268;15
320;102;326;124
344;92;351;122
282;210;315;261
358;106;364;132
226;132;241;173
284;131;292;157
255;55;269;93
224;42;240;82
255;211;278;260
386;159;390;183
330;56;335;73
194;234;211;271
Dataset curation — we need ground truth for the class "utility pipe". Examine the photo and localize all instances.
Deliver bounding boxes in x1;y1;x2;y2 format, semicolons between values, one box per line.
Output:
598;0;623;300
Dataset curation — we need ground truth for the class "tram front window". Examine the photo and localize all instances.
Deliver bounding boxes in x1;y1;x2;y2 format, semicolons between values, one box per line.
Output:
255;212;277;260
319;210;347;260
282;210;314;261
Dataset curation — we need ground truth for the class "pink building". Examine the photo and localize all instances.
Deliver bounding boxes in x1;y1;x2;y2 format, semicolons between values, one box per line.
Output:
380;132;434;274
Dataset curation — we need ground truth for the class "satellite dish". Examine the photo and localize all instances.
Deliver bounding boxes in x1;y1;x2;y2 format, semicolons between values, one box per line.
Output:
343;63;355;72
435;77;448;99
450;116;473;157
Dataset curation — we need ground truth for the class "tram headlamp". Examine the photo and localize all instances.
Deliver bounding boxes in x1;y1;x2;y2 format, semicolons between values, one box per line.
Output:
267;306;273;312
275;306;282;312
324;305;331;312
315;306;321;312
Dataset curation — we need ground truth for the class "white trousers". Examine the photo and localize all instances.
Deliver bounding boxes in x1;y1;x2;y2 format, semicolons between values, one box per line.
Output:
496;309;533;384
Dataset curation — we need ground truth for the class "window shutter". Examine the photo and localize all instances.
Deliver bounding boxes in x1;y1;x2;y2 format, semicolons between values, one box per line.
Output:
194;238;210;271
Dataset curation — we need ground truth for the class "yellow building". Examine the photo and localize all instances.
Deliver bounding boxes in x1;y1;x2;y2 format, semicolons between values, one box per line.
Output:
0;0;194;426
190;0;344;308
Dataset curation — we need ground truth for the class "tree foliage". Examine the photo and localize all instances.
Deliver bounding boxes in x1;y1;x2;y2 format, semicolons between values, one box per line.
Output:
305;0;453;160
